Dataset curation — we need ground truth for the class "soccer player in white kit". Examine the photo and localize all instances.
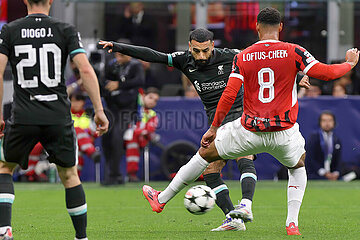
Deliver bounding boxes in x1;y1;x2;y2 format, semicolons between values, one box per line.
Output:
142;7;359;235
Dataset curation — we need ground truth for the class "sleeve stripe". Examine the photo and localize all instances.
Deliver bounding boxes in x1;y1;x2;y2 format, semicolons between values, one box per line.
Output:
303;60;319;74
167;54;173;67
70;48;86;56
229;73;244;80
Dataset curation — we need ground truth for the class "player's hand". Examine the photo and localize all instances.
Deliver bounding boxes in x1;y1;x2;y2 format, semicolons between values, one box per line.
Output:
298;75;310;89
99;40;113;53
0;120;5;138
345;48;359;69
105;80;119;92
201;125;217;148
94;110;109;136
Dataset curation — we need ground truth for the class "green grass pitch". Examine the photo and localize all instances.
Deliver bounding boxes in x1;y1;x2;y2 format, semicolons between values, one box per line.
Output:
11;181;360;239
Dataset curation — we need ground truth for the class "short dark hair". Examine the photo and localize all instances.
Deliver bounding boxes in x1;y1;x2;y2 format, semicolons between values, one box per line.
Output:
319;110;336;126
28;0;48;5
189;28;214;43
257;7;281;25
145;87;160;96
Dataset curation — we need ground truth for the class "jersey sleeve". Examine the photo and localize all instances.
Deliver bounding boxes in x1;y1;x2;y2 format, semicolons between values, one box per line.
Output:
65;24;86;58
212;54;244;127
295;45;352;81
229;48;241;55
294;45;319;74
166;51;187;69
0;24;11;56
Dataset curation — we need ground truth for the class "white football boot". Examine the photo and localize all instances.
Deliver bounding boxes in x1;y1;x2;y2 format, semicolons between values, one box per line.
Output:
229;202;253;223
211;215;246;231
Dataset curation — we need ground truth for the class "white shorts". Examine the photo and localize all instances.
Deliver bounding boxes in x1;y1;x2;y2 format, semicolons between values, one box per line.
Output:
214;119;305;168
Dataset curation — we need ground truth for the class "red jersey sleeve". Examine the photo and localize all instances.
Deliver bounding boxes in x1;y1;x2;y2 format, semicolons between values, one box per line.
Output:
212;54;244;127
294;45;319;74
294;45;351;81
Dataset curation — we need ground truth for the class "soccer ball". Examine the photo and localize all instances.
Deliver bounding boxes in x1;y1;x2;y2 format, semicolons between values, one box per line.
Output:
184;185;216;215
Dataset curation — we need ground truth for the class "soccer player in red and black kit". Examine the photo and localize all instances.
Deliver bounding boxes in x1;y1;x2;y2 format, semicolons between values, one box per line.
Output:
142;7;359;236
0;0;109;239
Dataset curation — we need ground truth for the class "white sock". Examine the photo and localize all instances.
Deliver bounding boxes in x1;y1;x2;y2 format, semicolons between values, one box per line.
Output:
240;198;252;211
0;226;11;235
286;167;307;227
158;152;209;203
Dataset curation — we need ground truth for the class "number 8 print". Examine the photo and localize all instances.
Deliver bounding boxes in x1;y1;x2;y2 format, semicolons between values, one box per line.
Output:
258;67;275;103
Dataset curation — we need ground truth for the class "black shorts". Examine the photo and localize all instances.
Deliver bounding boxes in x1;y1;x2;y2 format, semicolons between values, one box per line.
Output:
2;122;77;169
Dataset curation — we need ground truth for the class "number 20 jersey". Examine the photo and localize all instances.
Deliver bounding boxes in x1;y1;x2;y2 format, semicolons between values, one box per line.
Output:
0;14;85;125
231;40;319;132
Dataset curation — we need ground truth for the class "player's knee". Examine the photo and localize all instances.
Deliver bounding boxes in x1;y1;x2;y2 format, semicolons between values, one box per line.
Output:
237;157;256;174
203;160;226;174
198;145;220;163
236;155;255;161
0;161;17;174
292;153;306;169
57;166;81;188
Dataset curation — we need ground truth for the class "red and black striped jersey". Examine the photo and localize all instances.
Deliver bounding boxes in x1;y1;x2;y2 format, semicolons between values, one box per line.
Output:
212;40;351;132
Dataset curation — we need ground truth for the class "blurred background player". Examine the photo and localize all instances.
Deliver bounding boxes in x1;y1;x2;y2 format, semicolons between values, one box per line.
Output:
70;91;101;175
0;0;109;239
100;51;145;185
124;87;159;182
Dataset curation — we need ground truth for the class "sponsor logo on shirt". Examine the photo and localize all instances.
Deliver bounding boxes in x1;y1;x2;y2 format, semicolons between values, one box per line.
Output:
194;80;226;92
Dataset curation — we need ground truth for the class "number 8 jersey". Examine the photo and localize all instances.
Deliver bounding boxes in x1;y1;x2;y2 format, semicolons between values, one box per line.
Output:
0;13;85;125
216;40;319;132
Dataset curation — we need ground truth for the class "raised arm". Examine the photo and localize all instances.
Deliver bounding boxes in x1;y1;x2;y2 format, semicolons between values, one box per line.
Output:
306;48;359;81
99;40;168;64
296;47;359;81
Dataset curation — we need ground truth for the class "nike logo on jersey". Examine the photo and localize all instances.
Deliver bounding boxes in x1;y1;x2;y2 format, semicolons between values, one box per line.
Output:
189;69;197;73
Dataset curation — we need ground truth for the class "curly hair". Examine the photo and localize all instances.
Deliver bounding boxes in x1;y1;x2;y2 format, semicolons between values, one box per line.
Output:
257;7;281;25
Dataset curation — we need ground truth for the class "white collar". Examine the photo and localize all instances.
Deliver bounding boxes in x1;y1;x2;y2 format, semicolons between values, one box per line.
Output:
255;40;281;44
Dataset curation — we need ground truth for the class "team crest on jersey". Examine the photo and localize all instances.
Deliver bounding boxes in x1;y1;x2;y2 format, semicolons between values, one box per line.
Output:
194;80;201;92
218;65;224;75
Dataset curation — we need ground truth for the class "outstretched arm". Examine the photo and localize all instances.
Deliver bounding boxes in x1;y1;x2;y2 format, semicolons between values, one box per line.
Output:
304;48;359;81
99;40;168;64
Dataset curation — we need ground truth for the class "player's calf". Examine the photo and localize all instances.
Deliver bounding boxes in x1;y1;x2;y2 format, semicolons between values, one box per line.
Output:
66;184;88;240
203;160;234;215
237;157;257;215
0;174;14;240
